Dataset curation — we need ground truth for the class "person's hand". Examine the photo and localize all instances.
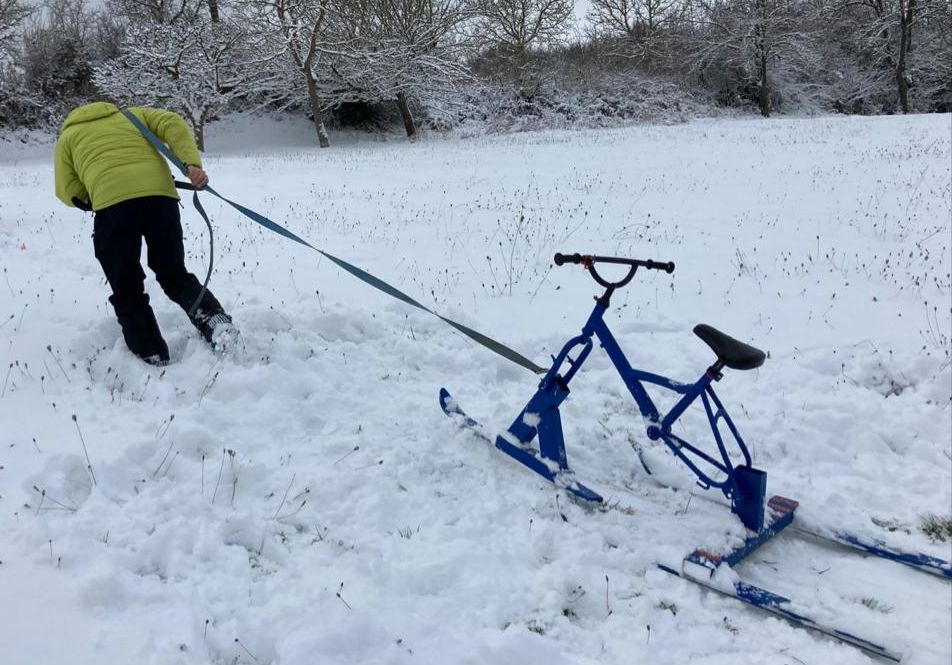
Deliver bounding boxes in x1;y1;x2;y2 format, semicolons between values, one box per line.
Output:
187;165;209;189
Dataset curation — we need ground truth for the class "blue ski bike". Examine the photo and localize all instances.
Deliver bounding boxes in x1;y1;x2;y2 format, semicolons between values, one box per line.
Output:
441;252;950;662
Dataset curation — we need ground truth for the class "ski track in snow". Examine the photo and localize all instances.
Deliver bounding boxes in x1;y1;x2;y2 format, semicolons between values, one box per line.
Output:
0;114;950;665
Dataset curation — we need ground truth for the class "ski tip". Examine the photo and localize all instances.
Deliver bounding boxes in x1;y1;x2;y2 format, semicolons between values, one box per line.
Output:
439;387;455;414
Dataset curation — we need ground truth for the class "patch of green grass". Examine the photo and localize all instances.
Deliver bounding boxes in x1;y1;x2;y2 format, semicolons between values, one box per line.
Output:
919;513;952;543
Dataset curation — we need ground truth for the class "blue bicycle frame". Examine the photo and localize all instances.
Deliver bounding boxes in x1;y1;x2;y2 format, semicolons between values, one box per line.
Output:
495;253;768;532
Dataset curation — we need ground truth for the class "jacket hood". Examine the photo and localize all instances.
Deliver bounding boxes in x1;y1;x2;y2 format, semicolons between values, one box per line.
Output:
61;102;120;131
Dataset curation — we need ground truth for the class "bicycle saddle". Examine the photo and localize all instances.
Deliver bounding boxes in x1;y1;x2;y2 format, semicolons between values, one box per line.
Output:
693;324;766;370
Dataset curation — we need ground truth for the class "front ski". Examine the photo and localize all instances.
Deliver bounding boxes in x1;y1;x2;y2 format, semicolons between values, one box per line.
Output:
439;388;488;437
660;496;903;662
440;388;603;503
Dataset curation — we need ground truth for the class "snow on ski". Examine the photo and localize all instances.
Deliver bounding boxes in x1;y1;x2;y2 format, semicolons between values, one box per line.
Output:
794;525;952;580
661;559;904;662
439;388;603;502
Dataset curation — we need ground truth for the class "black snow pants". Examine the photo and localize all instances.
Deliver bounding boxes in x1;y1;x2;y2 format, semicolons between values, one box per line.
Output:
93;195;227;363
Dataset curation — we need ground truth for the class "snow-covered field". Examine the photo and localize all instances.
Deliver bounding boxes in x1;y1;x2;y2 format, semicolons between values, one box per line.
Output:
1;113;950;665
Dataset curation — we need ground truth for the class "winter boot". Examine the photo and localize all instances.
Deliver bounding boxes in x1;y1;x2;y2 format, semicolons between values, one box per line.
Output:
208;313;241;353
193;309;240;353
114;296;170;364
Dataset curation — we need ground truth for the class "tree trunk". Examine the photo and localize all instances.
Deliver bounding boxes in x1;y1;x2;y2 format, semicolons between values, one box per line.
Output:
896;0;915;113
317;121;330;149
396;92;416;139
306;73;330;148
755;0;770;118
195;108;209;152
758;52;770;117
514;47;536;97
194;124;205;152
896;60;909;114
186;111;206;152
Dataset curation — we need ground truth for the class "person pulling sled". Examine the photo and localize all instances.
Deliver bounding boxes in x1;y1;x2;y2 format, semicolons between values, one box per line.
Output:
54;102;238;365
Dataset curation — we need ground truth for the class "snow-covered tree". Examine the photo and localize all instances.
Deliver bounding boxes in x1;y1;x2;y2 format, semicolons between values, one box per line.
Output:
827;0;952;113
0;0;30;53
19;0;102;105
0;0;33;126
238;0;336;147
94;14;273;149
687;0;820;116
328;0;472;136
1;0;125;127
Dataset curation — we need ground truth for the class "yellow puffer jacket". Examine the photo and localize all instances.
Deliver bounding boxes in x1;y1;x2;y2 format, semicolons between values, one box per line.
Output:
54;102;203;211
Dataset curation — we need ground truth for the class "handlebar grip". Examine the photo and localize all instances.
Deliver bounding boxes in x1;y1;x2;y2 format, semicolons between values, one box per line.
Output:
554;252;582;266
645;260;675;273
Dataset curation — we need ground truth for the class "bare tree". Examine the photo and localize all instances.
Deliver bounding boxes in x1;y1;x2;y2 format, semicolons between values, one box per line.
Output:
590;0;685;37
476;0;573;50
104;0;202;24
586;0;686;64
474;0;573;90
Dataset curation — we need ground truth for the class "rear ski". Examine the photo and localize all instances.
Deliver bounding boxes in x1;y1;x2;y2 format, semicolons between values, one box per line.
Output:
639;441;952;580
659;496;904;662
795;525;952;580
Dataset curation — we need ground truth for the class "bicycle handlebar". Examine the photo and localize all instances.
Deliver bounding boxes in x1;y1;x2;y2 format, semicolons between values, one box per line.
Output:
553;252;674;293
554;253;675;273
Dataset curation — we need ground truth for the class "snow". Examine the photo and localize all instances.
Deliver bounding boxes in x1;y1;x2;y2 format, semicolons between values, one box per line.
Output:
1;113;950;665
